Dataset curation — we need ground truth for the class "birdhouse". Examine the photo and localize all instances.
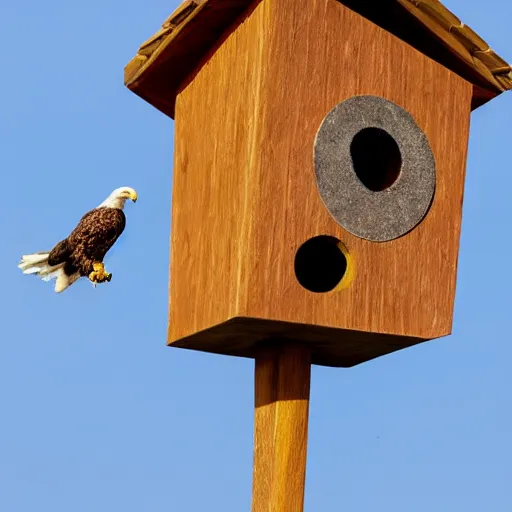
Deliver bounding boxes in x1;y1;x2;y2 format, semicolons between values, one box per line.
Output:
125;0;511;368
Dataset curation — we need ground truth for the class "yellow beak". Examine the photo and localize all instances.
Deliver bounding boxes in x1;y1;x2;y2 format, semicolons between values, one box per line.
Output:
125;189;138;202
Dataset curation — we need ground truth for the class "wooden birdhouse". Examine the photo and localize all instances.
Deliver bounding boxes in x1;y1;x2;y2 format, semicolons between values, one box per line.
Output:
125;0;511;368
126;2;510;509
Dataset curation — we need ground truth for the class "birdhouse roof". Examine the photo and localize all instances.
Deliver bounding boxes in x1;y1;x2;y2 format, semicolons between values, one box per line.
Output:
124;0;512;118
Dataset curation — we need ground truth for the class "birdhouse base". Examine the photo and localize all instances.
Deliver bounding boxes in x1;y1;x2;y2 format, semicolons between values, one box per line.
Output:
168;317;433;367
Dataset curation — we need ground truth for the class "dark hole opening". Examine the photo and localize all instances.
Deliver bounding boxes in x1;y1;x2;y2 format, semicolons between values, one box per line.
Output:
350;127;402;191
294;236;347;293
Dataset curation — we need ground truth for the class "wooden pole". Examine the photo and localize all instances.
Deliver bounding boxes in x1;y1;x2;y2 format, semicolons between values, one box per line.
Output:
251;343;311;512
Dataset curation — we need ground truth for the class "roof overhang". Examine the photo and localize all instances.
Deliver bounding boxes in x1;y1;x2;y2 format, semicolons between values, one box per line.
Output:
124;0;512;118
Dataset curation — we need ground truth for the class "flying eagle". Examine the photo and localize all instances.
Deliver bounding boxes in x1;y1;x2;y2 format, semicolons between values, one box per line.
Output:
18;186;138;293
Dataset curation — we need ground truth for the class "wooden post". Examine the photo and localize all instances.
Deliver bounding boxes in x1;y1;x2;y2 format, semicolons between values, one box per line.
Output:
251;343;311;512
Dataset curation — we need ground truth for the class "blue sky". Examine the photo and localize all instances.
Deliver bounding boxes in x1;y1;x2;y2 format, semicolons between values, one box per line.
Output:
1;0;511;510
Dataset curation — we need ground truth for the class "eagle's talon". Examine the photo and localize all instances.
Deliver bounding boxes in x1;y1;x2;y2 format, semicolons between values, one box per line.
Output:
89;262;111;284
89;271;100;283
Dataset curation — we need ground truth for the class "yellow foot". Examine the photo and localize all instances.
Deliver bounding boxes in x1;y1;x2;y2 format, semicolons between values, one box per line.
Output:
88;262;112;285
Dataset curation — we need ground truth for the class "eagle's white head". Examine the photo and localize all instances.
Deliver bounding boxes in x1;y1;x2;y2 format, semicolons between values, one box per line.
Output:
98;186;138;210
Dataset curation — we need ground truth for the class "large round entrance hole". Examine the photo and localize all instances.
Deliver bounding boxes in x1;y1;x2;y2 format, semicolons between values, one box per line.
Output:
350;127;402;191
294;236;348;293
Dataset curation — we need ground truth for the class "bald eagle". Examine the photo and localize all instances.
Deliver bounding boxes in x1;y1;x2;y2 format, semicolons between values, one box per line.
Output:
18;186;138;293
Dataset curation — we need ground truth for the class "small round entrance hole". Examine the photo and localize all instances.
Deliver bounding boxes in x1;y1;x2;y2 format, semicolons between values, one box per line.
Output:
294;236;348;293
350;127;402;191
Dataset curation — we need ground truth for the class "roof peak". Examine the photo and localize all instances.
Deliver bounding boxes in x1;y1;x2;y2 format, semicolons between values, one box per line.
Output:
125;0;511;117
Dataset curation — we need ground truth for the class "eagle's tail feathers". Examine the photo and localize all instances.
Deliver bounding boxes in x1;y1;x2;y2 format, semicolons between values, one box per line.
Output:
39;263;65;282
55;271;80;293
18;252;50;273
18;252;78;292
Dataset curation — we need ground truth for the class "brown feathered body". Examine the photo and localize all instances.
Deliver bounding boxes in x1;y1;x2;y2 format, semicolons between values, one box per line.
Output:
48;206;126;278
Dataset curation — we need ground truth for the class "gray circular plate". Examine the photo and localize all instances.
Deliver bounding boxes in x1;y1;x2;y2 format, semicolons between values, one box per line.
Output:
313;95;436;242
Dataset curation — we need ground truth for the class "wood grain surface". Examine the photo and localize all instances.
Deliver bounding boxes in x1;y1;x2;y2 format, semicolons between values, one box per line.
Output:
169;0;268;344
168;0;473;366
251;344;311;512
